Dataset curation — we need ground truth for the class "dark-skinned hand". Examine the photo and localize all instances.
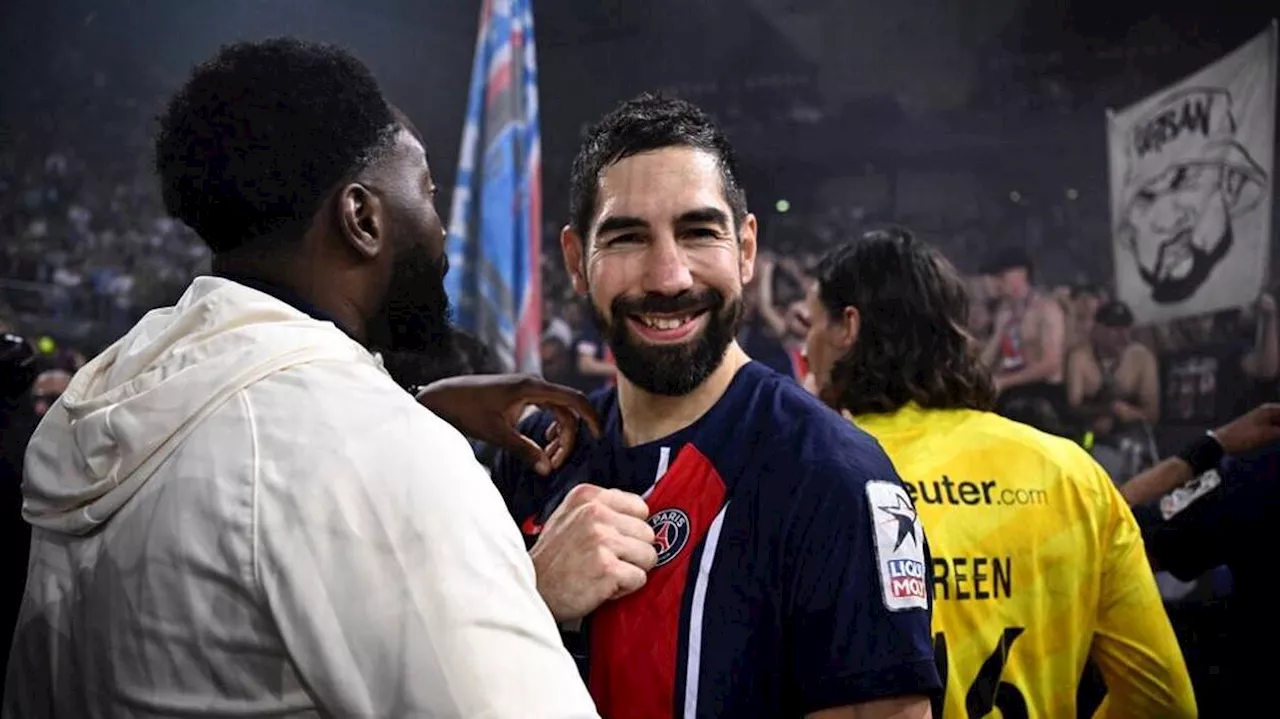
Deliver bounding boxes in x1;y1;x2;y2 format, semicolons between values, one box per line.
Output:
416;374;602;475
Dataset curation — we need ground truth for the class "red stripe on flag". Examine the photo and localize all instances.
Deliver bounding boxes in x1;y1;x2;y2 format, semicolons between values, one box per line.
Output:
516;159;543;370
486;58;514;107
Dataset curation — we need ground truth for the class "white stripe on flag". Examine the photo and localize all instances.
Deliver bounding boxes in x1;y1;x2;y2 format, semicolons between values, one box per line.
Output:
683;503;728;719
486;41;512;84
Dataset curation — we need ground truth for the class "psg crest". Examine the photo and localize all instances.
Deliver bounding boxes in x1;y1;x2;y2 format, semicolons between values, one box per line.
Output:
649;508;691;567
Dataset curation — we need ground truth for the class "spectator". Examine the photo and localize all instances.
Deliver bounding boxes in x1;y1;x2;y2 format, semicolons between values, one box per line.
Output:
1156;293;1278;453
1067;300;1160;480
28;369;70;418
566;299;615;391
1064;283;1104;351
737;268;795;378
980;247;1068;421
750;252;809;381
539;318;583;391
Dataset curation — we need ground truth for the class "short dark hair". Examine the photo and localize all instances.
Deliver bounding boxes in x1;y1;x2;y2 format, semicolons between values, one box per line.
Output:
982;246;1034;280
813;227;998;416
155;38;398;254
568;92;747;238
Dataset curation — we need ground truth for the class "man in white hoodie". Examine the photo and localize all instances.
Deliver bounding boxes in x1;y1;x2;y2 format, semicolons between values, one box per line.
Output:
5;38;601;718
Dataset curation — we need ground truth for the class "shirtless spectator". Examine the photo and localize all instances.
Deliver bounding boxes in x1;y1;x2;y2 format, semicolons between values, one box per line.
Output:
1067;301;1160;478
1065;283;1104;351
1068;301;1159;431
981;248;1067;419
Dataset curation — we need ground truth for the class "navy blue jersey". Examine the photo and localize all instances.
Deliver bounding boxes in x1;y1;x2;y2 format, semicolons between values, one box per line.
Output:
1144;446;1280;701
494;362;940;718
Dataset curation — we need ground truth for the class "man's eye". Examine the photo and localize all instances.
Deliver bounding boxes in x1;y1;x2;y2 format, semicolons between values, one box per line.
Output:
686;228;720;239
606;234;642;246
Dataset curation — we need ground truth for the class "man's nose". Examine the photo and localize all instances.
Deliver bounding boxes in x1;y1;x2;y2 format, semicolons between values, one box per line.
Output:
1156;198;1195;232
641;234;694;296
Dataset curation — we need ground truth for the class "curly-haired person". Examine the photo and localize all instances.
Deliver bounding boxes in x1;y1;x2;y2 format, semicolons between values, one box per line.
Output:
804;227;1195;718
5;38;597;718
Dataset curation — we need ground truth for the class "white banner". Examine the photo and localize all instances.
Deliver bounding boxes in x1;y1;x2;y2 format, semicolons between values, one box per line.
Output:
1107;24;1276;324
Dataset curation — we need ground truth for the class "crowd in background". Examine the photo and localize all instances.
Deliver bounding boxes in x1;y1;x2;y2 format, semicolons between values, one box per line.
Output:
2;29;1279;717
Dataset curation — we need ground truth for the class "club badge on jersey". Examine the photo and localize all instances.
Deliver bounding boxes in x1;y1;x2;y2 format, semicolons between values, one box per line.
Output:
867;481;929;611
649;508;691;567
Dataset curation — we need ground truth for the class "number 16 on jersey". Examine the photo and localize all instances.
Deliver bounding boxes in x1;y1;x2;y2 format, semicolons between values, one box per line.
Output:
932;627;1028;719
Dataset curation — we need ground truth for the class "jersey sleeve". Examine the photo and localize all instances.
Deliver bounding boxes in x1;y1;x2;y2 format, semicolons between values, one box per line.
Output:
778;439;941;712
1143;481;1230;582
1087;458;1197;719
1144;451;1279;582
253;396;596;717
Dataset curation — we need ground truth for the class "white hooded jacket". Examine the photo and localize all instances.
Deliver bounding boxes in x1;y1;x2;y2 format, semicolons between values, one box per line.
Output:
5;277;597;718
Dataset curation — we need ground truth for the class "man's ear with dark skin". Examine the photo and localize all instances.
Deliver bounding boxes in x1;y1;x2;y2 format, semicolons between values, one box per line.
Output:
337;182;387;261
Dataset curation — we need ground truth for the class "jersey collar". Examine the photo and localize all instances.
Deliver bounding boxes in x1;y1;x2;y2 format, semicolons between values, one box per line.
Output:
849;402;970;438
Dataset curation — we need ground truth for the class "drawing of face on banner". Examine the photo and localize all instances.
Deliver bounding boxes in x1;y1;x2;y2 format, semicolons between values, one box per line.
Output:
1116;88;1268;304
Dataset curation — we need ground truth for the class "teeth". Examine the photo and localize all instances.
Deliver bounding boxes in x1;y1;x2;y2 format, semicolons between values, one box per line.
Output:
642;315;690;330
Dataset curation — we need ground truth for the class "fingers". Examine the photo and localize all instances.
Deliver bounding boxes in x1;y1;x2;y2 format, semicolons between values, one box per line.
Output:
547;408;579;471
558;483;605;511
607;558;650;600
1258;403;1280;423
605;510;656;544
531;484;657;621
609;529;658;571
518;377;602;438
591;487;651;521
508;431;552;476
559;485;648;524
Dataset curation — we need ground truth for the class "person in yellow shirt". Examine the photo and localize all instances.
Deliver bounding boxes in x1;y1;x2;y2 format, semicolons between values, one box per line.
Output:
801;227;1195;719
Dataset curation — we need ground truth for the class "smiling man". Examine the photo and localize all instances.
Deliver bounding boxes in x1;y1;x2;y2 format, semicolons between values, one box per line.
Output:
491;94;939;719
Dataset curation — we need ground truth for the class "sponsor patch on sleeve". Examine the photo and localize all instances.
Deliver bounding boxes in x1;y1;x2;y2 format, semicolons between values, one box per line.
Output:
1159;469;1221;520
866;480;929;612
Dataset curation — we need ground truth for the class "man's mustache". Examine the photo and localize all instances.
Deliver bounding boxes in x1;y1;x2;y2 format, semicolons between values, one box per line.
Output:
610;289;723;318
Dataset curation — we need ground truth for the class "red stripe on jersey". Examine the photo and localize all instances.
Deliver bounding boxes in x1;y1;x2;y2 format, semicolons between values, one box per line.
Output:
588;444;727;718
788;346;808;381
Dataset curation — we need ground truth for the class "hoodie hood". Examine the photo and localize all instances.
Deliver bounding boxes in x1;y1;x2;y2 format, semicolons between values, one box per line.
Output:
22;276;383;535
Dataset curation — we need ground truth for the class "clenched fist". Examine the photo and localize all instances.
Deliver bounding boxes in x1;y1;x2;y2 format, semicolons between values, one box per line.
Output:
530;484;658;623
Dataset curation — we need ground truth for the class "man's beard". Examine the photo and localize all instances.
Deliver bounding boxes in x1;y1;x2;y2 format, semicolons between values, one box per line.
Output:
592;287;742;397
366;243;454;354
1141;224;1233;304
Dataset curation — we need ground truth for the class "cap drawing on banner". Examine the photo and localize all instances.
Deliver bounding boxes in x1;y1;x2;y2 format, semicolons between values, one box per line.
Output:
1116;84;1272;305
1121;87;1267;218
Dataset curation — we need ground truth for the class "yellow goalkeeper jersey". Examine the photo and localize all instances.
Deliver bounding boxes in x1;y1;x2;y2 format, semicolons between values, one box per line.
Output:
853;404;1195;718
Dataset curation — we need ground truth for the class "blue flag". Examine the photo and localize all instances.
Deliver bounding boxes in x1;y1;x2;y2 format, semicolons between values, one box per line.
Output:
446;0;543;372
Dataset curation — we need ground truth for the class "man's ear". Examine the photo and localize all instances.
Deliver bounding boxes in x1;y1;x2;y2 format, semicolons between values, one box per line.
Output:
738;213;758;286
338;183;384;260
560;224;589;294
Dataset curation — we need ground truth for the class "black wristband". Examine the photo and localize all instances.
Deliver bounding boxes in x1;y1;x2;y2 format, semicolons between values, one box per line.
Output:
1176;432;1225;476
